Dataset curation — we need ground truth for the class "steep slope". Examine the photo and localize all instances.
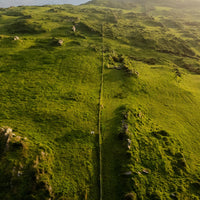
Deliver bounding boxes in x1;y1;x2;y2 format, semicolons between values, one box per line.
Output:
0;1;200;199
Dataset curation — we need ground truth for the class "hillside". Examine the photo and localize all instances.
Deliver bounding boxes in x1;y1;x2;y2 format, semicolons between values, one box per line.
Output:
0;0;200;199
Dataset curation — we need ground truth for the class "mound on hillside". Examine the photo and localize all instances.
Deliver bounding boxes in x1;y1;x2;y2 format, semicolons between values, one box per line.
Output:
7;19;47;34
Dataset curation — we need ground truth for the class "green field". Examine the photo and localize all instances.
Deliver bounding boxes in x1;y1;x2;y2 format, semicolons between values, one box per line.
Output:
0;0;200;199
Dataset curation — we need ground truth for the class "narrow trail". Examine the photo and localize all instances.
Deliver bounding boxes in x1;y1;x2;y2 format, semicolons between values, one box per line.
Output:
98;23;104;200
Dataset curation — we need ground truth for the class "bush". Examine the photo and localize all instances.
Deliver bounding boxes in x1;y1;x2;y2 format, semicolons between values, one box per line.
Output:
124;192;137;200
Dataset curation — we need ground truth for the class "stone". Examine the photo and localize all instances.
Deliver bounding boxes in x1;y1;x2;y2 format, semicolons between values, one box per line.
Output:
170;193;178;200
142;169;149;174
57;40;63;46
124;123;128;131
127;139;131;149
135;71;139;76
17;171;23;177
114;66;121;70
41;151;46;157
127;139;131;145
123;171;132;176
0;127;13;151
124;114;128;119
14;36;19;40
72;25;76;32
16;136;21;140
6;128;13;135
0;127;6;134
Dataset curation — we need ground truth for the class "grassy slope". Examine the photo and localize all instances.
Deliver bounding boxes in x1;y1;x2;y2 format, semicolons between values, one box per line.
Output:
87;1;200;199
0;0;200;199
0;5;102;200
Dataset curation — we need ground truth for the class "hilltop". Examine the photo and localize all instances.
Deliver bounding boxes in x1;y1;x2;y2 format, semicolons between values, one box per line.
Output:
0;0;200;199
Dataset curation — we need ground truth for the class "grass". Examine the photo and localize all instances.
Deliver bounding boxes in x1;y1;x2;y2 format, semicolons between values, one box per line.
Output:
0;0;200;199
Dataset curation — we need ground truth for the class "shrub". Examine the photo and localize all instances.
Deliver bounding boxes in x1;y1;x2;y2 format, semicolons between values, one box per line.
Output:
124;192;137;200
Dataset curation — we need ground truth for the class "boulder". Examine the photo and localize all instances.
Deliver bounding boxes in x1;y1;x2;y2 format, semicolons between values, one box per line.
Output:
0;127;6;134
0;127;13;152
57;39;63;46
135;71;139;76
14;36;19;40
142;169;149;174
0;127;24;152
127;139;131;149
123;171;132;176
127;139;131;145
6;127;13;135
72;25;76;32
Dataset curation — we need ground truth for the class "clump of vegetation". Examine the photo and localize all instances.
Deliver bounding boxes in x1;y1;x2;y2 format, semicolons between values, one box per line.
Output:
174;58;200;74
0;127;53;200
7;19;47;34
113;104;200;199
124;192;137;200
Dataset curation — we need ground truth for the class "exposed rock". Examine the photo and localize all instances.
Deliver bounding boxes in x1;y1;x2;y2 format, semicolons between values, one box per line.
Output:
170;193;178;200
0;127;53;199
0;127;6;134
127;139;131;145
6;127;13;134
57;39;63;46
72;25;76;32
142;169;149;174
0;127;13;151
114;66;122;70
107;64;122;70
17;171;23;177
0;127;12;135
123;123;129;132
123;171;132;176
14;36;19;40
170;193;176;197
0;127;25;152
119;121;129;140
135;71;139;76
124;113;128;119
41;151;46;158
127;139;131;149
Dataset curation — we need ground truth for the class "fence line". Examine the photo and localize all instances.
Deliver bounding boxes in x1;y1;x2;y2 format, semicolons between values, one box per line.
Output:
98;23;104;200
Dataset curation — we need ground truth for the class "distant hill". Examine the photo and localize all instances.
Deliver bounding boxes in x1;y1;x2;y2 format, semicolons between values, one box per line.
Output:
88;0;200;9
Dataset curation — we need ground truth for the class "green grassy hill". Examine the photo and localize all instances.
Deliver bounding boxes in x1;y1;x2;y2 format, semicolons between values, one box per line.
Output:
0;0;200;199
